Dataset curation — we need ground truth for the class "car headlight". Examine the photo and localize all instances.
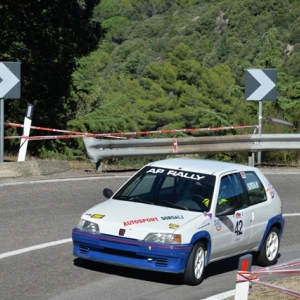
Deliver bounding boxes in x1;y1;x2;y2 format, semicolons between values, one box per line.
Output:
144;233;181;244
77;219;99;233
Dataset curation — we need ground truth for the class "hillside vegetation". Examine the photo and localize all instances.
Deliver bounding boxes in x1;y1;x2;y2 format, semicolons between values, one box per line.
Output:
2;0;300;164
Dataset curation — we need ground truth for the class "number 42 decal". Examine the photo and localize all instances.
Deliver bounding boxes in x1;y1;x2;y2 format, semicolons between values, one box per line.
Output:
232;212;245;243
235;220;243;236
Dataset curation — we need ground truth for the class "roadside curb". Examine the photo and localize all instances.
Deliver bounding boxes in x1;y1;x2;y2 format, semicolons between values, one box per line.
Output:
0;161;70;178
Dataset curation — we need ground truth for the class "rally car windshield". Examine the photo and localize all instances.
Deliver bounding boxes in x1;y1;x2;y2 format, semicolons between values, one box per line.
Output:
113;166;216;212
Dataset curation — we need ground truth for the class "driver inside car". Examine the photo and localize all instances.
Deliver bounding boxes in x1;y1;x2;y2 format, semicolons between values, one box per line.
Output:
179;180;197;200
201;178;230;211
176;179;204;210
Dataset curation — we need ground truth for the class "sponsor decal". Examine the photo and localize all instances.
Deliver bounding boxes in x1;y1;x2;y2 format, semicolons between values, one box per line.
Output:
123;217;159;227
268;182;275;198
214;218;222;231
232;210;245;243
91;214;105;219
146;168;165;174
197;218;210;230
161;215;184;220
166;171;205;180
235;211;243;219
247;181;259;190
146;168;205;181
119;228;125;236
204;212;213;219
169;223;179;229
240;172;247;179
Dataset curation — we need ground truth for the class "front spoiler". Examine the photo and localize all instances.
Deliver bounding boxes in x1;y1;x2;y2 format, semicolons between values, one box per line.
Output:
72;228;192;273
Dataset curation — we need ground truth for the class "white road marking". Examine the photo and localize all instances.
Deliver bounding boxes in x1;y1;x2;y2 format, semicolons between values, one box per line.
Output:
283;213;300;217
0;238;72;260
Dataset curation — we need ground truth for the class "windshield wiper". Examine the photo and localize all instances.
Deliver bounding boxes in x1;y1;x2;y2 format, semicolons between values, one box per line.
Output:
152;199;189;211
128;197;154;204
113;196;153;204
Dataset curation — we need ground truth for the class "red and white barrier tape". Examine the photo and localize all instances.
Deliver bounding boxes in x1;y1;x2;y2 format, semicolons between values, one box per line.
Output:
4;122;259;140
4;122;128;139
252;280;300;298
5;135;93;140
236;271;259;282
255;258;300;272
252;269;300;276
236;258;300;298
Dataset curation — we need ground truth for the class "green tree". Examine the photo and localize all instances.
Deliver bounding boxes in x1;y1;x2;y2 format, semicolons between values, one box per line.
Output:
102;16;131;44
1;0;105;154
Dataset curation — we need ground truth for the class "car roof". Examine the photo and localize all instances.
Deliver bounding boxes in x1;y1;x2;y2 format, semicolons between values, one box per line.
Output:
147;158;256;176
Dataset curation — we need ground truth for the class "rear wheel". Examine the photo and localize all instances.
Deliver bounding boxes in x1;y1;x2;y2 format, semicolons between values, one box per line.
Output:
254;227;279;266
183;242;205;286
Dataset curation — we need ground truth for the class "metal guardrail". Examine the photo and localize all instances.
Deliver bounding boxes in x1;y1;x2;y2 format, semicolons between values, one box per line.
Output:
83;134;300;165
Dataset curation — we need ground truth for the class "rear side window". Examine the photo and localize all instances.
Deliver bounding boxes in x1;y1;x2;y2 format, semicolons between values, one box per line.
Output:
240;171;267;205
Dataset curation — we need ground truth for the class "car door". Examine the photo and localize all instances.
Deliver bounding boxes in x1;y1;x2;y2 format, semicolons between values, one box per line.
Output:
239;171;270;249
210;173;254;260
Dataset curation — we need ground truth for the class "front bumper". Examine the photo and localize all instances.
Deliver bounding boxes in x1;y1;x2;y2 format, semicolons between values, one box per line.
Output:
72;228;192;273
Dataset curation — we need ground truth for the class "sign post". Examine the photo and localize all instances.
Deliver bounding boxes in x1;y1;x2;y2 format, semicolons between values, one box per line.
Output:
18;103;34;162
245;69;277;165
0;62;21;162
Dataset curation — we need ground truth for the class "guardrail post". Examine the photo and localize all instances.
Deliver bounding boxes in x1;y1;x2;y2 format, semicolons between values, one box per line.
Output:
96;160;103;173
235;254;253;300
248;152;255;167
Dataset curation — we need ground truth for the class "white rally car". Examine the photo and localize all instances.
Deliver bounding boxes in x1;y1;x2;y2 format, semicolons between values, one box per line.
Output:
72;158;285;285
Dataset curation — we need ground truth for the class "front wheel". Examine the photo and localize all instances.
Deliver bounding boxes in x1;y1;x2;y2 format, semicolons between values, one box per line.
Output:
183;242;206;286
254;227;280;266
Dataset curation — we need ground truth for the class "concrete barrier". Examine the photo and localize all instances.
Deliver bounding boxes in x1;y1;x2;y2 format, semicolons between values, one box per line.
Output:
0;161;70;178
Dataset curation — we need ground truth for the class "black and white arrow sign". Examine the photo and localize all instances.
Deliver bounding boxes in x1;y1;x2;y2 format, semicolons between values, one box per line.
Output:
0;62;21;99
245;69;277;101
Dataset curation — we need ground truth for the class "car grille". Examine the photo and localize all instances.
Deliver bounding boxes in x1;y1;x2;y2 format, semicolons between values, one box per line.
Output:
78;245;169;267
155;258;168;267
79;245;92;255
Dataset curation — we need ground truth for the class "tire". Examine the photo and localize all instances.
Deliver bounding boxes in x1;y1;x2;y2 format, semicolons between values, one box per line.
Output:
254;227;280;266
183;242;206;286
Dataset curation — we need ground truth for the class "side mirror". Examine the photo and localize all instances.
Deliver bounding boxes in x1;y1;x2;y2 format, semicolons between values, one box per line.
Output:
103;188;114;199
216;206;236;217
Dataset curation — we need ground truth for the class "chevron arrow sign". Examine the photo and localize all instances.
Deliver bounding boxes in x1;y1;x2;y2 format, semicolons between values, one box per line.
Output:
0;62;21;99
245;69;277;101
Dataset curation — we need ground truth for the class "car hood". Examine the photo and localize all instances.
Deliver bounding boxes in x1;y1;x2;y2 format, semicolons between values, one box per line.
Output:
81;199;202;240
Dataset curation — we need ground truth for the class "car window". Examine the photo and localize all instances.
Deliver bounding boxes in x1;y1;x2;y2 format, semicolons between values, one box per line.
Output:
119;173;156;197
113;166;216;212
217;174;247;212
240;171;267;205
161;176;175;189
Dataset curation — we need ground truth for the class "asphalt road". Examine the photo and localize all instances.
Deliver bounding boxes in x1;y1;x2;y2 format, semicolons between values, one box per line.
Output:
0;169;299;300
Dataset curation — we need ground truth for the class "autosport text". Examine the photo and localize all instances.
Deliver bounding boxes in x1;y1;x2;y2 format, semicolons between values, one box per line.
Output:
123;217;159;227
